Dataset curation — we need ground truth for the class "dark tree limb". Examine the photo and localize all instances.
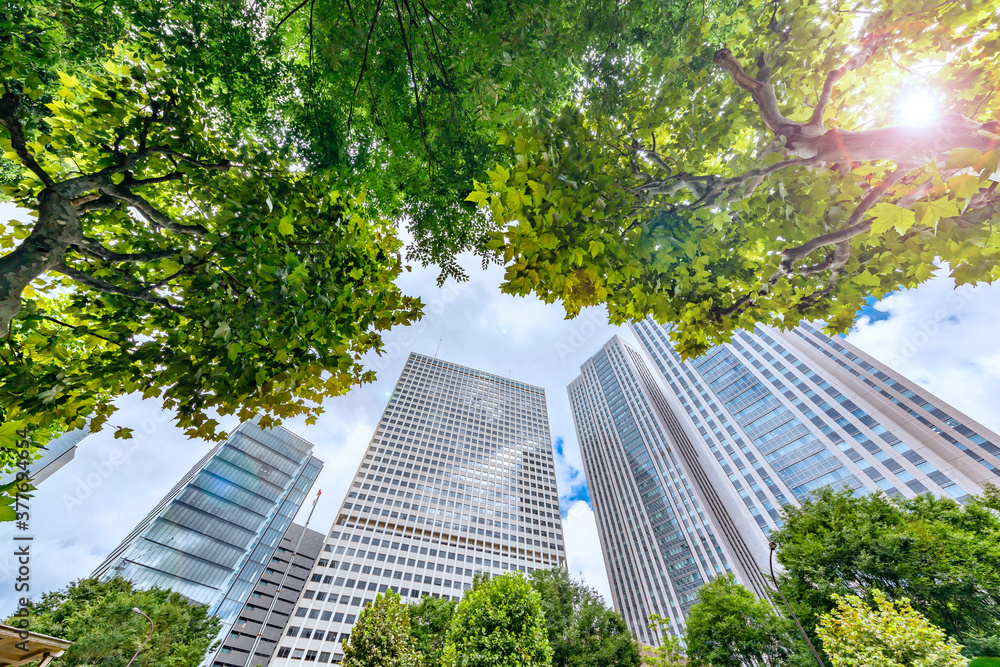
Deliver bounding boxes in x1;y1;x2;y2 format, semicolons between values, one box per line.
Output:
267;0;311;38
392;0;430;152
416;0;452;36
122;171;186;188
0;93;55;187
53;263;182;312
34;315;124;346
77;237;180;263
60;147;229;198
347;0;386;132
100;183;208;236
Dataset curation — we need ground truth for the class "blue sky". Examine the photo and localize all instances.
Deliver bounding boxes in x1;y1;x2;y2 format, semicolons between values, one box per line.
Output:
3;200;1000;613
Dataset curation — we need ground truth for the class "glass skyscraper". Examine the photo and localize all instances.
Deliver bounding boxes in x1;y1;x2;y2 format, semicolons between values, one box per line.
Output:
92;421;323;662
570;320;1000;643
271;352;565;665
0;427;89;487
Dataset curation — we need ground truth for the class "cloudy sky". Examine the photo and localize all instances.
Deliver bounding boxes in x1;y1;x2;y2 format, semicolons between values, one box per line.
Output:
3;198;1000;615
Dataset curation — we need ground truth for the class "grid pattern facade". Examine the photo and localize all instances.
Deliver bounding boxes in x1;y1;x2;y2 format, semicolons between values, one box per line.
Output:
568;336;768;644
572;321;1000;643
92;422;323;661
216;523;325;667
632;318;999;532
271;352;566;665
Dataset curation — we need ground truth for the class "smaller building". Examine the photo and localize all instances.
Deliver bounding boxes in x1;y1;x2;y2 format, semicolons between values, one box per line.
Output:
214;523;325;667
0;427;89;488
0;624;72;667
91;421;323;666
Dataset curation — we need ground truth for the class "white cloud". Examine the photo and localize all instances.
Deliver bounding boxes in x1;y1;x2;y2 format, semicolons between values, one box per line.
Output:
562;500;614;605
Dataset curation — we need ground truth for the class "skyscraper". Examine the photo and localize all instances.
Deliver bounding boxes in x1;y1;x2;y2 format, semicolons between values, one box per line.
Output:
270;352;565;665
570;320;1000;643
0;427;89;487
215;523;325;667
92;421;323;662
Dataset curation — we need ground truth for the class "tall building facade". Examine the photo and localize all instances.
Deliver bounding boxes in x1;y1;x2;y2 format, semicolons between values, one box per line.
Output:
216;523;325;667
570;320;1000;643
271;352;566;665
568;336;767;644
0;427;89;487
92;422;323;662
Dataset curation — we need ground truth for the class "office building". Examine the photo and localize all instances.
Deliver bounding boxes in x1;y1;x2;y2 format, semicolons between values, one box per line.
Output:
271;352;565;665
568;335;765;643
92;421;323;663
569;320;1000;643
215;523;325;667
0;427;89;487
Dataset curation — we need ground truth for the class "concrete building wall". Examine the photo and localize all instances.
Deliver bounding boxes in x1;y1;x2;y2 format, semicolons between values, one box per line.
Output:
215;523;325;667
270;352;565;665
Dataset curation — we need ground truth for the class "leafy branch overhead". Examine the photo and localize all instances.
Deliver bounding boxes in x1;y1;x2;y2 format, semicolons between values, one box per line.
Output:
476;0;1000;356
0;46;421;442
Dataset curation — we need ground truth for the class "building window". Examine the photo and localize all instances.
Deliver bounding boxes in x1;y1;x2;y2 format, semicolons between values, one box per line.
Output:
306;650;318;661
277;647;291;658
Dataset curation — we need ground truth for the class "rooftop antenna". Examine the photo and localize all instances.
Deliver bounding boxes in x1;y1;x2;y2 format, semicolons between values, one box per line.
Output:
434;338;442;358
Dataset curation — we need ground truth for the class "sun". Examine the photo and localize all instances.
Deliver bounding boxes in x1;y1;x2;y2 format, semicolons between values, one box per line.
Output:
896;87;940;126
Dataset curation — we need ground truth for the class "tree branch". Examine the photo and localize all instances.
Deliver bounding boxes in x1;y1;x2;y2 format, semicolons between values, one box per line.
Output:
267;0;311;39
99;183;208;236
77;237;180;263
122;171;187;187
0;93;55;187
33;314;123;346
636;156;816;206
392;0;430;153
347;0;386;133
59;147;229;198
53;263;182;312
713;48;798;136
771;167;909;282
809;35;889;128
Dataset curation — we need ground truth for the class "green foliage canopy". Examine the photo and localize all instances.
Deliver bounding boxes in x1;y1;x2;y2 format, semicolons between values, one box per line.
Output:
408;595;457;666
8;577;221;667
643;614;684;667
344;589;423;667
816;590;968;667
529;567;640;667
0;45;421;447
772;486;1000;642
267;0;738;282
475;0;1000;356
682;573;802;667
442;572;552;667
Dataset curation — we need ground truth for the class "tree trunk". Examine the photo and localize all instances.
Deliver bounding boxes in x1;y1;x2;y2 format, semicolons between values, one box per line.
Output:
0;189;80;336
